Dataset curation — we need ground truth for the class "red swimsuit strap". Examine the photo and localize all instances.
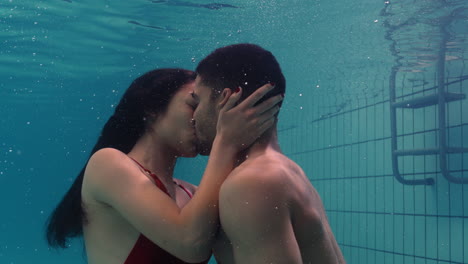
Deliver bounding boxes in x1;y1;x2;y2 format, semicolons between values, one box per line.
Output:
129;157;168;193
129;157;193;198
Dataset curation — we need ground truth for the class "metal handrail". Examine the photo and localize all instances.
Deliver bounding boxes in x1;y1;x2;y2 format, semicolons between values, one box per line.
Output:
389;70;435;185
437;19;468;184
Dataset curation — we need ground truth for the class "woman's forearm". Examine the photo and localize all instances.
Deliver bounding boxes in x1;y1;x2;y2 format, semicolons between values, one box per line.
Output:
177;135;238;259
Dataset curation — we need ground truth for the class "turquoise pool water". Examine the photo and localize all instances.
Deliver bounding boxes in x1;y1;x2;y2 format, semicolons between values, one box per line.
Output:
1;0;467;263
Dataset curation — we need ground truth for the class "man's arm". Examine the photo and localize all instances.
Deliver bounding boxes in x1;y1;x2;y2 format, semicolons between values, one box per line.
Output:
219;167;302;263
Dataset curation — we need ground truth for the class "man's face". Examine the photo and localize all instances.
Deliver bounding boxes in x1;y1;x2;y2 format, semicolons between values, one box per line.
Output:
192;76;219;156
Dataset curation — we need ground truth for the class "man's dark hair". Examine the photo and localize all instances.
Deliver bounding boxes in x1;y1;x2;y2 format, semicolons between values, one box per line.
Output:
196;43;285;107
45;68;195;249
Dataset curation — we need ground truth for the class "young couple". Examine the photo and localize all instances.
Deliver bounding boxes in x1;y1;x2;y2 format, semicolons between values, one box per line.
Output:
46;44;345;264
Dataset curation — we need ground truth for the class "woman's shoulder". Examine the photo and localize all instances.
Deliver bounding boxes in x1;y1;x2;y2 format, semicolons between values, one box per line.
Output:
85;148;133;184
90;147;126;160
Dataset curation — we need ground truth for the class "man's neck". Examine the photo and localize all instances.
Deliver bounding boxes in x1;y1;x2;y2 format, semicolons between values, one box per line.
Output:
236;128;282;165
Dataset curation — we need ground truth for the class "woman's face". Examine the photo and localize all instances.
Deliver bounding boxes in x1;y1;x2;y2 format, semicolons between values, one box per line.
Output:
152;81;199;157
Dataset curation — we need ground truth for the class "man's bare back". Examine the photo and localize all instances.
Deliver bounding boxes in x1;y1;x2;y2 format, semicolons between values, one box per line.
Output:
212;150;345;264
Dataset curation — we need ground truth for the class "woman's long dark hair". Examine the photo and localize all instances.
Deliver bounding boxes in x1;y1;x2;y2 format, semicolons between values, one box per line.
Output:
45;68;196;248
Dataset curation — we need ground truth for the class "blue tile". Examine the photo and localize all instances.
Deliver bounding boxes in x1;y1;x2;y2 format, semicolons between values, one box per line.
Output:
344;146;353;178
450;218;464;263
414;256;426;264
359;143;367;176
464;218;468;264
414;107;425;133
402;109;414;135
344;179;352;213
336;147;344;180
351;247;359;264
352;145;359;177
367;214;375;247
352;213;359;245
359;108;367;142
463;126;468;148
376;251;385;264
323;119;331;149
368;105;376;141
414;156;425;174
426;217;438;259
368;177;376;212
461;91;468;123
342;245;350;263
359;214;367;247
403;182;415;213
437;176;450;215
448;153;463;172
343;112;352;145
414;184;426;215
384;252;394;264
344;213;352;245
383;139;393;175
376;214;385;249
424;131;438;152
464;182;468;216
394;215;404;253
375;103;384;139
400;153;414;175
385;215;394;251
396;108;404;135
358;248;366;264
367;247;376;264
359;178;367;212
404;215;415;255
448;126;462;147
385;176;394;213
333;211;342;243
447;101;462;127
375;140;385;175
450;179;464;216
424;105;437;131
352;180;359;212
404;256;415;264
351;110;360;143
414;216;426;257
394;176;404;214
336;117;344;146
331;179;338;210
426;179;438;215
383;102;391;138
437;217;450;260
337;179;344;211
367;142;376;176
374;177;385;212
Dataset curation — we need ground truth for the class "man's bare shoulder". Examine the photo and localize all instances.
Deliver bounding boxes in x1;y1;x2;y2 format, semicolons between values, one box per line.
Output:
221;153;297;201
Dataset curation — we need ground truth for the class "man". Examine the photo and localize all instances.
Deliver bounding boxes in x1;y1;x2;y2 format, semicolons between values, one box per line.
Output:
192;44;346;264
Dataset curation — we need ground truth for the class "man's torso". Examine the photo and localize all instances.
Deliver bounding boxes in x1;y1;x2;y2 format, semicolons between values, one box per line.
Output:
212;152;345;264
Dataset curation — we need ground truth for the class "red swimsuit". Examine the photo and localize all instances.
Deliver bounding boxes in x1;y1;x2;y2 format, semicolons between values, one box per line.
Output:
125;158;210;264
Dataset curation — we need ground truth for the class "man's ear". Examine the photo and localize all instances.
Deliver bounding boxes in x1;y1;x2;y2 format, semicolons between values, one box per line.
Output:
217;88;233;109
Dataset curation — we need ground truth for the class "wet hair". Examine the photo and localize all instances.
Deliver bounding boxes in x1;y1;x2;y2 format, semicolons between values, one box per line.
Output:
195;43;285;108
45;68;196;248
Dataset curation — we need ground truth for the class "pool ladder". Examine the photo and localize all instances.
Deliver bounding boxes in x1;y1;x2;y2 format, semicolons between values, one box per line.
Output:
389;69;468;185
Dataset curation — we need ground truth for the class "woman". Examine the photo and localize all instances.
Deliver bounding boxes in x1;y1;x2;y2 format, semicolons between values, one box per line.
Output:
45;68;282;263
